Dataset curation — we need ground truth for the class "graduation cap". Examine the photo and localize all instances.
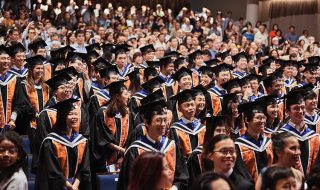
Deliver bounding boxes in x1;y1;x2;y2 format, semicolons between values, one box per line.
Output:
199;66;214;76
86;51;100;61
140;89;165;105
173;57;186;68
146;60;161;68
262;57;274;65
246;74;263;82
85;43;101;53
238;100;263;117
51;58;66;68
141;76;165;92
221;78;241;92
188;50;202;61
144;67;158;78
159;55;174;67
165;51;181;58
8;42;26;56
101;43;115;54
232;52;247;62
172;67;192;81
140;44;155;54
0;45;9;55
221;93;240;107
205;59;219;67
192;85;207;96
137;99;167;116
51;98;80;122
104;80;127;97
217;50;230;60
98;65;118;78
170;89;195;104
55;66;79;77
45;72;72;90
50;45;75;60
204;116;226;129
92;57;112;71
112;44;131;56
66;52;86;62
281;87;307;109
302;63;319;73
308;56;320;64
255;94;277;107
256;52;264;59
258;64;271;75
262;73;280;88
25;55;46;68
212;63;233;75
28;38;47;52
238;76;250;87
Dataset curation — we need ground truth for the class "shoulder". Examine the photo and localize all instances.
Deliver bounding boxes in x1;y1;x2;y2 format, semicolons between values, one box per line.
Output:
4;168;28;190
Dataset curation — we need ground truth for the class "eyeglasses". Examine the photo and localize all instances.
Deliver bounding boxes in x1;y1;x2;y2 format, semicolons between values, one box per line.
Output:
214;148;236;156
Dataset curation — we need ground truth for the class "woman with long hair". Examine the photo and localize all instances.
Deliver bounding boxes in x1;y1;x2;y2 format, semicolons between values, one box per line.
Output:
91;80;132;172
35;98;91;190
0;131;28;190
128;152;171;190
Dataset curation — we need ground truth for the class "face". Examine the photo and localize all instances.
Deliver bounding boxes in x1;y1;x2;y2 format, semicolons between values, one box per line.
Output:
194;55;204;67
194;95;205;112
304;71;316;84
145;51;155;61
201;74;212;87
214;126;227;136
210;178;231;190
157;158;172;189
0;53;11;71
179;100;196;120
76;33;85;44
69;60;83;73
210;139;236;173
179;75;192;90
217;71;231;85
247;112;266;134
241;83;252;95
13;52;26;67
247;60;255;70
164;63;174;76
237;58;247;70
148;114;167;136
278;136;301;168
266;104;279;120
250;79;259;92
0;139;19;168
230;102;239;118
305;97;317;111
116;54;127;68
120;89;130;106
55;84;73;102
275;177;297;190
288;102;306;125
66;108;79;129
32;64;44;80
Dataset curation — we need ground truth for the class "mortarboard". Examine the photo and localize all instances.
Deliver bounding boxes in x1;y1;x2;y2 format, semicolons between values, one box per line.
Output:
172;67;193;81
66;52;86;62
144;67;158;78
188;50;202;61
45;72;72;90
137;99;167;115
205;59;219;67
254;94;277;107
28;38;47;52
204;116;226;129
262;72;281;88
308;56;320;64
238;100;263;117
51;98;80;120
246;74;263;82
0;45;9;55
8;42;26;56
25;55;46;68
221;78;241;91
262;57;274;65
159;55;173;67
127;69;141;81
232;52;247;62
221;93;240;107
146;60;161;68
98;65;118;78
86;51;100;60
192;85;207;96
85;43;101;53
55;66;79;77
112;44;131;56
140;89;165;105
92;57;112;71
141;76;165;92
50;45;75;60
302;63;318;73
212;63;233;75
217;50;230;60
165;51;181;58
173;57;186;68
51;58;66;68
255;51;264;59
140;44;155;54
104;80;127;97
170;89;195;104
198;66;214;76
101;43;115;54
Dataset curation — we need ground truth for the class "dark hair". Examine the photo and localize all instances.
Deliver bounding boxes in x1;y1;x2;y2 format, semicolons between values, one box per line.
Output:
128;152;165;190
307;165;320;189
304;90;317;100
202;134;232;172
0;131;28;183
286;94;304;111
106;89;128;117
52;106;77;133
191;172;234;190
143;105;166;125
244;107;264;122
261;166;294;190
75;29;85;37
271;132;296;162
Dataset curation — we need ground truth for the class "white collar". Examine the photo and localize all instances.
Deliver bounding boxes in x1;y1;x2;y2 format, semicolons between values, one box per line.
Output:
288;121;307;133
181;117;193;124
214;168;233;178
146;133;161;144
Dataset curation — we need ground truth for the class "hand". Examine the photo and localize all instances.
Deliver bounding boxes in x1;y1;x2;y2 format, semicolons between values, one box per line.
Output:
71;185;78;190
8;120;16;129
118;147;125;154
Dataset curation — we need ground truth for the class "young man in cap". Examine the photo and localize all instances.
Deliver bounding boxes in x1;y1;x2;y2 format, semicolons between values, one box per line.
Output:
118;99;189;190
8;42;28;79
232;52;248;79
112;44;134;80
139;44;155;68
169;89;206;158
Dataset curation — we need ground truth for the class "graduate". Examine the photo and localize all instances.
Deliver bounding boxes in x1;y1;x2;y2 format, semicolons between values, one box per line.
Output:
303;88;320;133
279;88;320;175
191;85;207;121
158;55;175;86
28;38;52;80
0;45;20;129
14;55;50;149
7;42;28;79
188;50;204;86
187;116;228;185
139;44;156;68
206;63;232;116
90;80;133;171
231;52;248;79
282;60;298;90
216;50;233;65
235;100;273;182
35;98;91;190
113;44;133;80
246;74;264;101
117;99;189;190
169;89;206;158
198;65;214;89
90;57;112;95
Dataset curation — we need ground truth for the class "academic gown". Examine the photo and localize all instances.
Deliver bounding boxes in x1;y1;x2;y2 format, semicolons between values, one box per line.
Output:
86;89;110;123
206;86;226;116
128;89;148;127
0;72;19;129
304;112;320;133
117;135;189;190
235;134;273;182
169;118;206;159
8;67;28;79
279;123;320;175
43;62;52;81
90;106;133;171
35;132;91;190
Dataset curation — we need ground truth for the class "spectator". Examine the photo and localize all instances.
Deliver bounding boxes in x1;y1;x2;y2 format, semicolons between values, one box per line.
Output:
284;25;299;43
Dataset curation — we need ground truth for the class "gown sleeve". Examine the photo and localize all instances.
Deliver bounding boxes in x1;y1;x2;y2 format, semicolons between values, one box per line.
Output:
116;148;138;190
187;151;201;186
76;142;92;190
173;142;189;189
